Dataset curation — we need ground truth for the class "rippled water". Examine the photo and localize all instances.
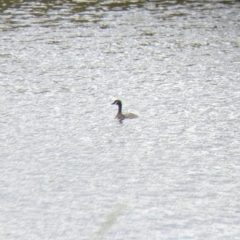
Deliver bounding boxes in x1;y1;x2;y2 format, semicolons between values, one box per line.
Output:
1;0;240;239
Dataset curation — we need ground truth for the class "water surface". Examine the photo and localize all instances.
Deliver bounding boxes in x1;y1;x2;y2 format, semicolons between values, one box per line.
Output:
1;0;240;239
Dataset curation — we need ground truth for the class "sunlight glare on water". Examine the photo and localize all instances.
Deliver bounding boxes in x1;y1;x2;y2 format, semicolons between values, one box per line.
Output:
1;0;240;239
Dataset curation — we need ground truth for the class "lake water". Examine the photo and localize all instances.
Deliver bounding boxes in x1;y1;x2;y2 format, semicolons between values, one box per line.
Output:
1;0;240;239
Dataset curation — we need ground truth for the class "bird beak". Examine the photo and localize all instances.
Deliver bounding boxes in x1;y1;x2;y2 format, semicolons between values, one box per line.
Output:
111;102;115;105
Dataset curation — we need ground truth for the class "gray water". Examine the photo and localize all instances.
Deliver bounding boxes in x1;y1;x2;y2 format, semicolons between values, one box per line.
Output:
1;0;240;239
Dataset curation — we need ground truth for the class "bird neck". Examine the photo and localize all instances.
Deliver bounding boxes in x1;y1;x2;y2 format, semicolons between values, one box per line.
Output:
118;103;122;114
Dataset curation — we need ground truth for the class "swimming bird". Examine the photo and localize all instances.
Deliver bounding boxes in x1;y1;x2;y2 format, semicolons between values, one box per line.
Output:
112;100;138;120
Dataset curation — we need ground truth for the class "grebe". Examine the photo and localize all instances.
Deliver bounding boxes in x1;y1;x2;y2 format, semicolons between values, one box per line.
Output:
112;100;138;120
